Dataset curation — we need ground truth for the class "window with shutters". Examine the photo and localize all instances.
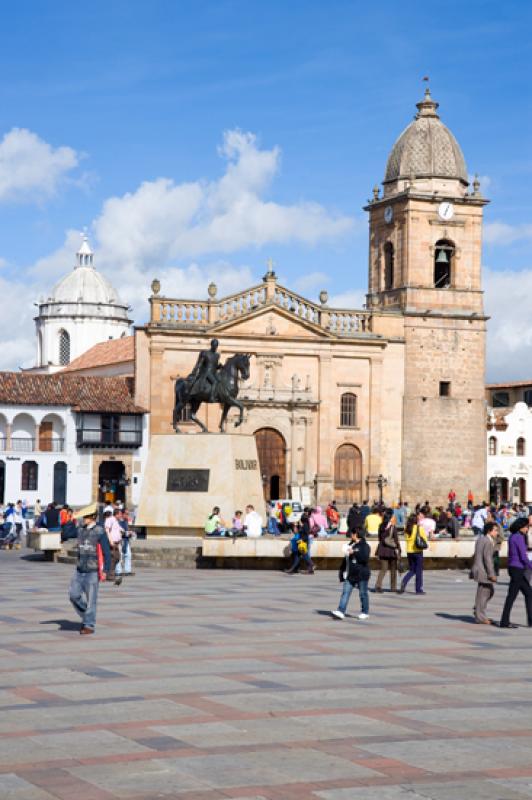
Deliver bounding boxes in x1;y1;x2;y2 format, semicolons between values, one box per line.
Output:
21;460;38;491
340;393;357;427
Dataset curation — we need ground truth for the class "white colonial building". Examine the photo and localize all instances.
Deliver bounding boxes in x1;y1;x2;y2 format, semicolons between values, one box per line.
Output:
486;380;532;504
0;373;148;510
33;235;132;373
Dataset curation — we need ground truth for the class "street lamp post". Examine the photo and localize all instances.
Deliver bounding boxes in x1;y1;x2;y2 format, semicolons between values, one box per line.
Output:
376;473;388;505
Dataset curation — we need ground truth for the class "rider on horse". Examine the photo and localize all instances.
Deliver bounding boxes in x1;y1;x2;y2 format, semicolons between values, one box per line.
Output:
187;338;222;402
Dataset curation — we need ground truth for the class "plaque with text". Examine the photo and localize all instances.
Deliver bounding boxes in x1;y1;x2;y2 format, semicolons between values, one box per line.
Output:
166;469;210;492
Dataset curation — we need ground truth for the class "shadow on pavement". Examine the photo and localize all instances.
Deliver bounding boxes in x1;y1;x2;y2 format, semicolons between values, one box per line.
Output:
435;612;479;624
40;619;80;631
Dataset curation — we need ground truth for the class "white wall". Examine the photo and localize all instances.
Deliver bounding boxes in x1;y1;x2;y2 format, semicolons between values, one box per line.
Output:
487;401;532;501
36;315;130;368
0;404;148;509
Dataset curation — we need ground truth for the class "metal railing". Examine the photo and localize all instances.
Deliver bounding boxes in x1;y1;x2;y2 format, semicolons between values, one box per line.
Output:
76;429;142;448
0;437;66;453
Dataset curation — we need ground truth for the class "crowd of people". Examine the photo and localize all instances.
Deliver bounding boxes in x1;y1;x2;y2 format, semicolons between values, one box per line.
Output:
3;488;532;635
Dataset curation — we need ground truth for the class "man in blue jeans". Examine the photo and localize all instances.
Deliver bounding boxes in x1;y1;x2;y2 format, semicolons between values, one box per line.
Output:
69;503;111;635
331;530;371;620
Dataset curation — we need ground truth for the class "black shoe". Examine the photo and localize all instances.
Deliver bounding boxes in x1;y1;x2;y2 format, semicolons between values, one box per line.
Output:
374;587;383;593
397;587;405;594
499;623;518;628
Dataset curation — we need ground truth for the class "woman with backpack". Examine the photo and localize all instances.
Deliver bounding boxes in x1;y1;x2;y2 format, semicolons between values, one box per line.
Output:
398;512;428;595
374;509;400;593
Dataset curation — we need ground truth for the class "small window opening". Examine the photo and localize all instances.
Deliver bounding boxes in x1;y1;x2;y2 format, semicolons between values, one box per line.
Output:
439;381;451;397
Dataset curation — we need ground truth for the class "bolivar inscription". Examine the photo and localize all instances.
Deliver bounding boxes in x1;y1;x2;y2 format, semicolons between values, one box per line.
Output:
166;469;210;492
235;459;258;470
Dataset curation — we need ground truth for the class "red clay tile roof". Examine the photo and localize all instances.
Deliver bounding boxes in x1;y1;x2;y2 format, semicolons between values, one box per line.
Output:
62;336;134;373
0;372;145;413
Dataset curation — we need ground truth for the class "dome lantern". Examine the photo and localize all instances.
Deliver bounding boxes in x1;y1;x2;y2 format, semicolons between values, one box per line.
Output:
76;232;94;269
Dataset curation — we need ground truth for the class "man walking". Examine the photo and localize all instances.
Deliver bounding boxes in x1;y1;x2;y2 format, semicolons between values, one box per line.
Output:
69;503;111;635
471;521;498;624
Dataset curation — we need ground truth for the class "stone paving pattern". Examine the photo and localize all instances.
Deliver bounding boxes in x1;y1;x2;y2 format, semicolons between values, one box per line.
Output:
2;550;532;799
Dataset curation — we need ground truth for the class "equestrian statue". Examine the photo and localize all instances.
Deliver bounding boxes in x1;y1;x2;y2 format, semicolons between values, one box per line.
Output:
173;339;251;433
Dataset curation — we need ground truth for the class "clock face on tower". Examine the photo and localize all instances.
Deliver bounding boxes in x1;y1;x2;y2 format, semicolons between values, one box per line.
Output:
384;205;393;224
438;201;454;221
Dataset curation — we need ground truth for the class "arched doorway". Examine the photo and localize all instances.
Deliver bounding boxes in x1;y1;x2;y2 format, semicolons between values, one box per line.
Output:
254;428;286;501
519;478;527;504
334;444;362;505
53;461;67;505
98;461;126;503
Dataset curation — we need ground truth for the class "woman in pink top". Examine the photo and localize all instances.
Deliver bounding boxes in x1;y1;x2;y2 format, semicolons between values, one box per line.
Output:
309;506;328;537
104;511;123;585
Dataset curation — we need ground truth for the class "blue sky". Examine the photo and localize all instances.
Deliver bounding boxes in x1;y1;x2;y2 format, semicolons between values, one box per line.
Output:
0;0;531;378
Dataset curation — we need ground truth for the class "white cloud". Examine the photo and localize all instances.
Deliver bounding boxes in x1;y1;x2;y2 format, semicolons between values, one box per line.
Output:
484;221;532;246
484;266;532;380
0;128;79;202
293;271;329;294
328;287;366;308
93;129;353;269
1;128;355;370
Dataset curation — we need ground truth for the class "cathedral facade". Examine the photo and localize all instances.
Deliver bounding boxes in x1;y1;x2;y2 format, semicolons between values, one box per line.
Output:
134;89;488;506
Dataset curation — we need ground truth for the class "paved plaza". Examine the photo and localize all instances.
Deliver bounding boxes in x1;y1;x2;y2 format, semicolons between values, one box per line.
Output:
2;552;532;799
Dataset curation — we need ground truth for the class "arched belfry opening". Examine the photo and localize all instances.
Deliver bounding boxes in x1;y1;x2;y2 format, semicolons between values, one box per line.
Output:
434;239;454;288
384;242;394;290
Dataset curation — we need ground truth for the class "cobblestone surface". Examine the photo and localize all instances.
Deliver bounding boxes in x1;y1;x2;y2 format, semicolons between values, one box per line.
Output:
1;550;532;798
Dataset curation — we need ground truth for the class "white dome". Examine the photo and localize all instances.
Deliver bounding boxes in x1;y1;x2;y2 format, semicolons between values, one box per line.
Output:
384;89;468;185
50;265;123;305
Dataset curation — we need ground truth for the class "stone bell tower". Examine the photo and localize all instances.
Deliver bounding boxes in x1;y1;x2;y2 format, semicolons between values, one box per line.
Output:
365;87;489;503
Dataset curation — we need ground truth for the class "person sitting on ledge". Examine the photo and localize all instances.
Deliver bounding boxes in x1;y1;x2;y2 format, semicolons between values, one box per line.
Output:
230;510;246;537
204;507;227;536
243;504;263;538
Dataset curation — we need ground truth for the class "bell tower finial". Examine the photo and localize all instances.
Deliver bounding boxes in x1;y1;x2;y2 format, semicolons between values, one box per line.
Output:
416;77;439;118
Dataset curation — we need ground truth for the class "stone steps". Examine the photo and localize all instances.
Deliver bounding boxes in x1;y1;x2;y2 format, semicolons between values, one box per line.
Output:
57;545;206;569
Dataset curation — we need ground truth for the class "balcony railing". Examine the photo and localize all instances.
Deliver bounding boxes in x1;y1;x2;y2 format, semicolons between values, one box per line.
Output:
0;437;65;453
76;429;142;449
10;437;35;452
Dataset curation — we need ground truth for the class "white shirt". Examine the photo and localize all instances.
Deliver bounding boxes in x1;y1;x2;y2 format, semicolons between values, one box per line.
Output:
420;517;436;537
472;507;488;530
244;510;263;538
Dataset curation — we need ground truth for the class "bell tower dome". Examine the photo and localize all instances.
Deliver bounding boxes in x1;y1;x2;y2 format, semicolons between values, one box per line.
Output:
366;87;488;316
365;87;488;504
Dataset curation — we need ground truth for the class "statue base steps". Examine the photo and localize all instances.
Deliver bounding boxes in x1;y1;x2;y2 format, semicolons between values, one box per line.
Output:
135;433;265;536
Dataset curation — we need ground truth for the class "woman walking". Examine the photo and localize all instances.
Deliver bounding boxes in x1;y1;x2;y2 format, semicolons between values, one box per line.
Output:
499;517;532;629
398;513;427;595
374;509;400;593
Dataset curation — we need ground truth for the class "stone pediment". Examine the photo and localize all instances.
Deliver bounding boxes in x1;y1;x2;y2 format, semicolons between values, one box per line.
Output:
211;304;334;340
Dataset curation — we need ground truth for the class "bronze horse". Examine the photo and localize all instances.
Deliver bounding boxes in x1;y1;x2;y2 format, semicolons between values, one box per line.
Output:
173;353;251;433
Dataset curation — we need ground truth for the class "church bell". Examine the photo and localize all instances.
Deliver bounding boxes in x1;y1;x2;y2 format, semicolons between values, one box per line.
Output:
436;248;449;264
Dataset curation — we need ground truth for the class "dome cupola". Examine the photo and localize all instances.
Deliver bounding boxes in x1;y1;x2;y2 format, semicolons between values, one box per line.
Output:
383;88;468;195
33;233;132;372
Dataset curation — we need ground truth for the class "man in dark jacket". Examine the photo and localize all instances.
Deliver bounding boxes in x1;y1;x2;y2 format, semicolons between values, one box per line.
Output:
69;503;111;635
347;503;363;534
331;531;371;620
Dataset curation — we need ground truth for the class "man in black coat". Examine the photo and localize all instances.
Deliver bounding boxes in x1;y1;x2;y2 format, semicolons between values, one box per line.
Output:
347;503;363;534
331;531;371;620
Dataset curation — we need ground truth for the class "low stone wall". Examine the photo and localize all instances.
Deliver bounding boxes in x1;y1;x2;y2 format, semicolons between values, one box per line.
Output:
200;535;507;571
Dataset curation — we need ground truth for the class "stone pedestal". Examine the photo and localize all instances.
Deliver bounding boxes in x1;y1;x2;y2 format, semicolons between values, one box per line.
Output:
136;433;265;536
